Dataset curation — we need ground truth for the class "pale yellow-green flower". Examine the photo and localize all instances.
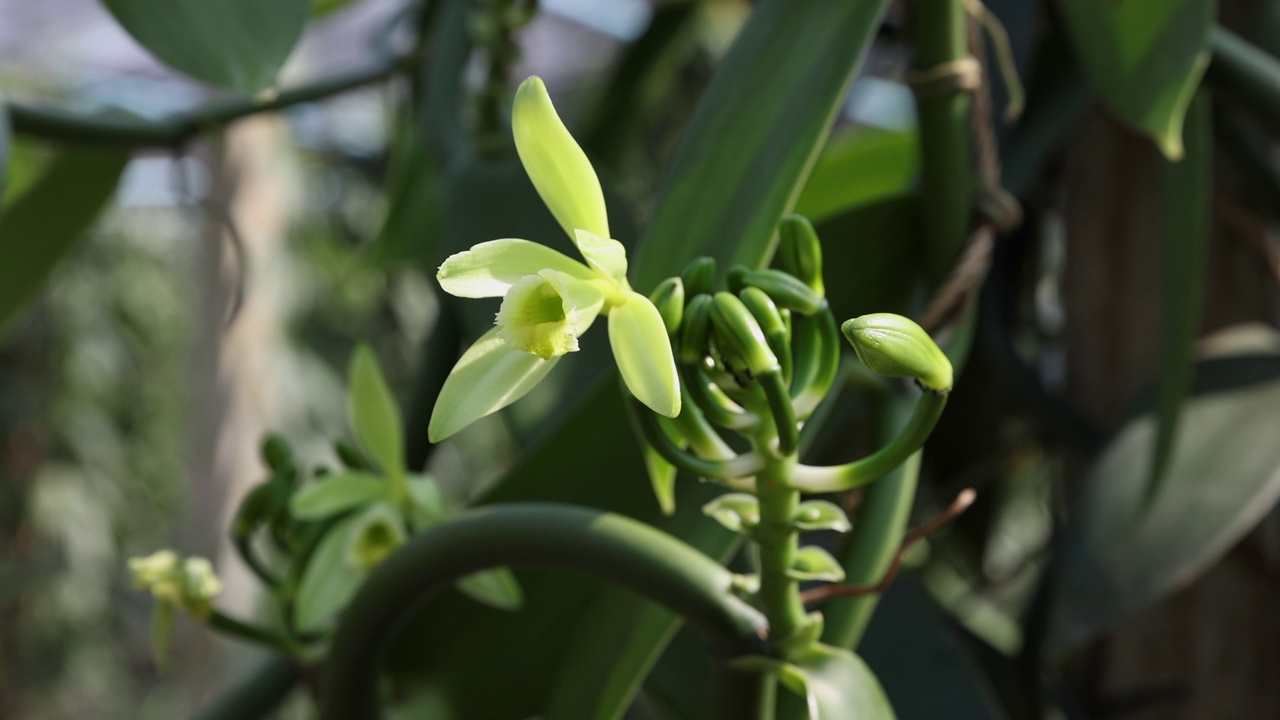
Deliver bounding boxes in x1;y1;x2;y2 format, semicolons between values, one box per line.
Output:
429;77;680;441
128;550;223;619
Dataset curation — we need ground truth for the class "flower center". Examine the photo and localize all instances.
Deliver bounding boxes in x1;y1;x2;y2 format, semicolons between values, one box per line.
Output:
496;273;587;359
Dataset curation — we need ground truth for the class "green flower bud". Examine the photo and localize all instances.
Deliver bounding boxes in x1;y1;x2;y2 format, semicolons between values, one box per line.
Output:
841;313;953;393
725;265;748;294
260;434;293;475
680;256;716;298
678;295;713;365
649;277;685;336
738;287;787;340
708;292;779;378
334;439;371;471
777;214;824;296
740;269;824;315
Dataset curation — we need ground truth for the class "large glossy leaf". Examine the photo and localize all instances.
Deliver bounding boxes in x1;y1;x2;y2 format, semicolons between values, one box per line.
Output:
858;582;1006;720
1056;0;1213;159
1050;357;1280;652
101;0;309;93
0;102;9;205
1146;92;1209;503
632;0;893;289
0;146;129;334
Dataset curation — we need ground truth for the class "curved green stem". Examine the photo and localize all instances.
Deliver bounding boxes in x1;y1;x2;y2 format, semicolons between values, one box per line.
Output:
790;307;840;419
207;610;295;654
8;56;410;147
634;399;763;480
790;390;948;492
681;363;758;430
233;535;281;590
319;503;769;719
760;370;798;456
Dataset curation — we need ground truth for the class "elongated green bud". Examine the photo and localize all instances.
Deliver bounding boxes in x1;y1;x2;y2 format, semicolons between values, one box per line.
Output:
739;286;792;384
841;313;953;393
740;269;824;316
708;292;779;378
260;434;292;475
777;214;824;296
679;295;713;364
726;265;748;294
680;257;716;298
649;277;685;336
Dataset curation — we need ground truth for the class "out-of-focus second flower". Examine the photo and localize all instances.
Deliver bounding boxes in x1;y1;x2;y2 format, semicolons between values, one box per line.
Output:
429;76;680;441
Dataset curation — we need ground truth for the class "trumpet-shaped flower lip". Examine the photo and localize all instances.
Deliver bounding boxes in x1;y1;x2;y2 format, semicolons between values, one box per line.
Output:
495;269;605;359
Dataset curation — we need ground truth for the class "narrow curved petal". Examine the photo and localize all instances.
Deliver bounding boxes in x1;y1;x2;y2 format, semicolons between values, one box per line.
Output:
608;292;681;417
429;329;560;441
573;229;629;286
437;239;592;298
513;77;610;240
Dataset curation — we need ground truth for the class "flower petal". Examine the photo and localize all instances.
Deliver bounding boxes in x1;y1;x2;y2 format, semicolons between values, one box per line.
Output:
494;270;604;359
608;291;681;417
573;229;628;286
513;76;610;240
429;328;560;441
437;238;593;298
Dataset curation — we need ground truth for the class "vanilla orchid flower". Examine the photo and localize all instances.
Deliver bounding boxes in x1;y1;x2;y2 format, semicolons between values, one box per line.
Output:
428;77;680;442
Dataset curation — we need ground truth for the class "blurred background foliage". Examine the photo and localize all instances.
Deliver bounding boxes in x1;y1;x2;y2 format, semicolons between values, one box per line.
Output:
1;0;1279;718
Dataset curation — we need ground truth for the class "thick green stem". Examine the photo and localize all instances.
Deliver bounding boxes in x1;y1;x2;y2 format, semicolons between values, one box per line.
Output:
911;0;974;282
755;471;807;651
791;390;947;493
8;57;409;147
319;503;767;719
207;610;295;654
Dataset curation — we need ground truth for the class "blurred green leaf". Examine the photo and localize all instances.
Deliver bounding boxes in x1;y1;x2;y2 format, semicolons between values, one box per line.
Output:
1147;91;1210;505
633;0;893;289
102;0;309;93
348;345;405;480
858;582;1006;720
0;103;9;204
1057;0;1212;159
289;472;385;520
789;546;847;583
777;644;897;720
295;510;368;631
370;120;443;266
455;568;524;612
816;194;919;321
1051;360;1280;652
794;129;918;224
0;146;128;334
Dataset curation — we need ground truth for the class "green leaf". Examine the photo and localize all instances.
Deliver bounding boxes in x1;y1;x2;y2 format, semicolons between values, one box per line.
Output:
101;0;309;93
608;292;681;417
794;500;852;532
454;568;524;612
790;546;847;583
816;194;920;321
289;472;385;520
857;582;1005;720
348;345;405;479
512;76;610;240
641;416;683;516
370;120;444;267
1057;0;1212;159
701;493;761;533
406;475;450;527
633;0;893;289
1146;91;1210;505
793;129;918;224
1051;362;1280;652
0;146;129;334
778;644;897;720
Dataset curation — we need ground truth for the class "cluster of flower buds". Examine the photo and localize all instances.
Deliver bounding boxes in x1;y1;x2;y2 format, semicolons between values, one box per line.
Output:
128;550;223;619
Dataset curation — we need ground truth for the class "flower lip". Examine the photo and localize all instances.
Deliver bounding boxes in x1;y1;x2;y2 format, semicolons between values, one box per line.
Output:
495;269;605;360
